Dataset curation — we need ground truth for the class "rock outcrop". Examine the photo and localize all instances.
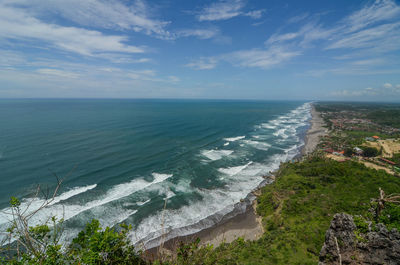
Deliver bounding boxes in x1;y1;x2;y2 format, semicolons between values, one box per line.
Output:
319;213;400;265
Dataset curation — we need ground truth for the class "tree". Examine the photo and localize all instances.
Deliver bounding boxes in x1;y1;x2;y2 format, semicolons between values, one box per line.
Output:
362;146;378;157
344;148;353;157
1;180;146;264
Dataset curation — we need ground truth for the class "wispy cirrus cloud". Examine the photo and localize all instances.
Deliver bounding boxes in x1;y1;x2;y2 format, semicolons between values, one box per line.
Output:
269;0;400;53
7;0;173;40
186;45;300;70
263;0;400;73
331;82;400;99
0;3;145;56
226;46;300;69
326;22;400;51
36;68;81;79
176;28;220;40
343;0;400;33
197;0;264;21
186;57;218;70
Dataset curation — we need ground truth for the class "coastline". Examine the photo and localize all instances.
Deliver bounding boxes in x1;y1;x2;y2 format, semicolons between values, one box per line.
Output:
302;104;328;155
145;103;323;258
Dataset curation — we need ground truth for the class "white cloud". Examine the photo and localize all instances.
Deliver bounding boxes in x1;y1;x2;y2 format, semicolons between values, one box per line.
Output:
168;76;180;83
197;0;263;21
177;28;220;39
351;58;385;65
263;0;400;73
96;54;151;64
326;22;400;50
331;82;400;98
266;32;299;45
186;57;218;70
244;10;266;19
36;68;80;78
287;13;309;24
0;4;145;56
197;0;244;21
0;67;186;98
226;46;300;69
344;0;400;33
7;0;172;39
384;82;393;88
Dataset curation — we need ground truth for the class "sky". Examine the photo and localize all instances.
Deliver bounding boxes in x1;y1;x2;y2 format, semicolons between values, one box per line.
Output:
0;0;400;101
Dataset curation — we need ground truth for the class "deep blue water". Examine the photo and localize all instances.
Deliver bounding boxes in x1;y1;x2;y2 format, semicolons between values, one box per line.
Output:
0;99;311;246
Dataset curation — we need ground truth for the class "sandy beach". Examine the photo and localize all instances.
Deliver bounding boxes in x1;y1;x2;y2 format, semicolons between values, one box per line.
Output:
146;103;325;258
302;104;328;155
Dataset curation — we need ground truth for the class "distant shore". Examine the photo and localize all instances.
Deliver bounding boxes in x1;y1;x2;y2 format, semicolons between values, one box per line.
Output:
145;103;324;259
302;105;328;155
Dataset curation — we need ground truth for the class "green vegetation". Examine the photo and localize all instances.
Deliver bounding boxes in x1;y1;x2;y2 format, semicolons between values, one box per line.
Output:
367;110;400;128
344;130;391;140
2;157;400;264
361;146;379;157
392;153;400;165
1;198;146;265
3;101;400;264
170;157;400;265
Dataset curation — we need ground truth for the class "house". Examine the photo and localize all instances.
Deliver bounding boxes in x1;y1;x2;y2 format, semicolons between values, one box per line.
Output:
333;152;344;156
353;147;363;155
372;135;380;140
324;148;334;154
379;157;396;165
365;137;375;141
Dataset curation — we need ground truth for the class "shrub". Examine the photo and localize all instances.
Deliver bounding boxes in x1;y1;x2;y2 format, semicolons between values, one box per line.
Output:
362;147;379;157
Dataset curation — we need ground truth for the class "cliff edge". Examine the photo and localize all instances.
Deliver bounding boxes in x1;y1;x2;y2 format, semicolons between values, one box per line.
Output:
319;213;400;265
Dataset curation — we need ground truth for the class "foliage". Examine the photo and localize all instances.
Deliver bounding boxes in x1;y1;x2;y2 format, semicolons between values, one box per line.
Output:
367;110;400;128
344;148;353;157
353;215;369;234
379;202;400;231
3;152;400;264
69;220;145;265
1;200;146;265
172;157;400;265
392;153;400;166
361;146;379;157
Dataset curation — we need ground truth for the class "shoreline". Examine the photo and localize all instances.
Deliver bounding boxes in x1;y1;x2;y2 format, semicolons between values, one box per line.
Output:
145;103;324;259
301;104;328;155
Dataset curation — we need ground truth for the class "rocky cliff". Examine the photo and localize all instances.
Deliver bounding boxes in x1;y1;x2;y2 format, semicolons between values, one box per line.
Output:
319;213;400;265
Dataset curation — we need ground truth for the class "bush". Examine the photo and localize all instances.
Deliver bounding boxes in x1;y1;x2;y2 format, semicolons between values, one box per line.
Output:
1;193;146;265
362;147;379;157
344;148;353;157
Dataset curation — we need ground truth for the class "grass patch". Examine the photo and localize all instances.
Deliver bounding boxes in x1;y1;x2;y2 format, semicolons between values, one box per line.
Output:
180;157;400;265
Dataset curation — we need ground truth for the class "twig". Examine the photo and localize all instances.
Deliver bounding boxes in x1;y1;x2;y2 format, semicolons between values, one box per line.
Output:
334;236;342;265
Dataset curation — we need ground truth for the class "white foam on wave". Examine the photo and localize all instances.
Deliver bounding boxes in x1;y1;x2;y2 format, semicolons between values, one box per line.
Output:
223;136;245;142
129;152;303;248
218;161;253;176
152;173;173;179
242;140;271;151
261;124;276;129
223;142;230;146
258;102;311;142
126;103;313;248
136;199;151;206
0;184;97;226
273;128;288;138
0;174;172;231
51;184;97;205
201;149;234;161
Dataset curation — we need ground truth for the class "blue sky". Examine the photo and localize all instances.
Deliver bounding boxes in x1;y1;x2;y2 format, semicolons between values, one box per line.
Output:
0;0;400;101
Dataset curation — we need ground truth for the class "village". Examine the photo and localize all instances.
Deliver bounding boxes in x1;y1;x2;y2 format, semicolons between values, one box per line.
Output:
315;105;400;176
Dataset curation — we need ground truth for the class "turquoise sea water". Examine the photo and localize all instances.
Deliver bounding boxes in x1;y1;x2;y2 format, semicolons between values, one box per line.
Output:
0;99;311;246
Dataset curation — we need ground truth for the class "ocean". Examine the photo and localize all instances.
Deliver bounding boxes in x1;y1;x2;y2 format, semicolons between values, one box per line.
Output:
0;99;311;247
